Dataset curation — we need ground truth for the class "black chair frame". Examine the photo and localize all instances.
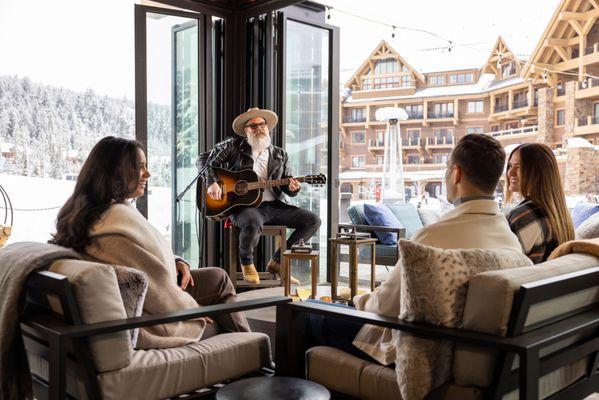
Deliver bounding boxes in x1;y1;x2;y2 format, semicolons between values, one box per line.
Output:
20;270;291;400
275;266;599;400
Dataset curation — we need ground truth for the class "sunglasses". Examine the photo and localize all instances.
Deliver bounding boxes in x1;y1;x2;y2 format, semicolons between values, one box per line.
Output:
245;122;268;131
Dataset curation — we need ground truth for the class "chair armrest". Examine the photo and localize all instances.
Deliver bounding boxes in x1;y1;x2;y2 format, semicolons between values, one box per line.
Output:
284;302;599;353
338;223;406;237
25;296;291;340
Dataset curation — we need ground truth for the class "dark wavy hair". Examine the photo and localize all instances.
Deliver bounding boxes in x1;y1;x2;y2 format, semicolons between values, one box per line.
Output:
50;136;143;252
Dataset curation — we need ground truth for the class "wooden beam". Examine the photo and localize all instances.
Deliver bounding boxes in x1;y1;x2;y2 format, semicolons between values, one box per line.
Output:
569;19;583;35
560;11;586;20
591;0;599;9
583;16;598;34
545;38;570;47
552;45;570;61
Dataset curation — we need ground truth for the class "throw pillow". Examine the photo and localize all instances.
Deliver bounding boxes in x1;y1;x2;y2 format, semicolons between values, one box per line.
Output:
394;239;533;400
363;203;403;245
571;203;599;228
576;211;599;239
387;204;424;239
112;265;148;348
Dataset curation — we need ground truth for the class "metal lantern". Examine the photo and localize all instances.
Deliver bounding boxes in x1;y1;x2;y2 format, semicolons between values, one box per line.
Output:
0;184;13;247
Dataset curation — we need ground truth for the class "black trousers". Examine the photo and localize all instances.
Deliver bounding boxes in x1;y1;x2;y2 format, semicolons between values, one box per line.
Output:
230;200;321;265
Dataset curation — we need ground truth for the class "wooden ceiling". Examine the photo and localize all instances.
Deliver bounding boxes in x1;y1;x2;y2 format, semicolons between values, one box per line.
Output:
152;0;306;17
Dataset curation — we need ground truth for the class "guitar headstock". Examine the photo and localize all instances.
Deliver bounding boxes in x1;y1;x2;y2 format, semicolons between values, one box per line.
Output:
304;174;326;186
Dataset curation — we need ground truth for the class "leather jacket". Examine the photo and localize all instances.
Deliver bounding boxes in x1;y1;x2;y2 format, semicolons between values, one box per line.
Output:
196;136;299;201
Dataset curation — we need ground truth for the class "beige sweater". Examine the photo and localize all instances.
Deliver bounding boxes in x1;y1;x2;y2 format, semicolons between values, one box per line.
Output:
352;199;522;365
85;203;205;349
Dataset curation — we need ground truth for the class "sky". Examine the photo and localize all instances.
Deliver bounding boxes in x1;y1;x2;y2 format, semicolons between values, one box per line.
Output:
0;0;562;100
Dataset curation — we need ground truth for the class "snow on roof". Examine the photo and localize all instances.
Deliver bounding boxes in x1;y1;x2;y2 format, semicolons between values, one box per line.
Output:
0;143;14;153
566;137;597;149
340;169;445;181
345;73;509;103
485;75;525;91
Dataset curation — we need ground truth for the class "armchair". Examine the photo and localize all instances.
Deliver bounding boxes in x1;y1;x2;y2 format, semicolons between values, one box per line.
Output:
20;259;291;400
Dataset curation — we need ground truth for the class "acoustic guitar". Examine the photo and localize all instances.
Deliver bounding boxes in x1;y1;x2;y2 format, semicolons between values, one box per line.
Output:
204;167;326;221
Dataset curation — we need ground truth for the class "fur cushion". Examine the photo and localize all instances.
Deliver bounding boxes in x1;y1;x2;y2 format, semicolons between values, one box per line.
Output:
394;239;532;399
112;266;148;348
576;212;599;240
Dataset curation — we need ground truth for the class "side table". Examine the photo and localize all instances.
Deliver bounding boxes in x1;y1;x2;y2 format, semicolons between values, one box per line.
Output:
329;235;377;304
282;250;319;298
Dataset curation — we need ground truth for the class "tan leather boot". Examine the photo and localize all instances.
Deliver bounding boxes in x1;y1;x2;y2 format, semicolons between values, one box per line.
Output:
267;259;300;285
241;263;260;284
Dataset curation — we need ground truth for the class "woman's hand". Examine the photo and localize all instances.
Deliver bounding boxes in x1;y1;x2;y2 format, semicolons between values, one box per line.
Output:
175;260;194;290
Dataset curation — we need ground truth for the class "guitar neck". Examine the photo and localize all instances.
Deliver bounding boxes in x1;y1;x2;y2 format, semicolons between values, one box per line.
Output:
247;176;307;190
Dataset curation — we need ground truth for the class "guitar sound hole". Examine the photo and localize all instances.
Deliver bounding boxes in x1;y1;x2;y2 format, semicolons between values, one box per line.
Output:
234;181;248;195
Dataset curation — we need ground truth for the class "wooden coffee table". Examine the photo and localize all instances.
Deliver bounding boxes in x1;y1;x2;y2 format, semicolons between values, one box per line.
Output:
216;376;330;400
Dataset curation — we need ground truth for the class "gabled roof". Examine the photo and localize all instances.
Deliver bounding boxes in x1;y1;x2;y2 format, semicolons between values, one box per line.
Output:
482;36;521;76
523;0;599;79
344;40;426;89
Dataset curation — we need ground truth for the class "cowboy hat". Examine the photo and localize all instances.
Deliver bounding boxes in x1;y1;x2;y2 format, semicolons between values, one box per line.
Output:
232;107;278;136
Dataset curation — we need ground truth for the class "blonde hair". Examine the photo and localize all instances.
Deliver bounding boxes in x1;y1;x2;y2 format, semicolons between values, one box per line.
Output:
505;143;574;245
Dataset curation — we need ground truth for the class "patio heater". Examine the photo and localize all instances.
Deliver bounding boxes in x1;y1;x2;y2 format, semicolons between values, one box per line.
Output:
375;107;409;204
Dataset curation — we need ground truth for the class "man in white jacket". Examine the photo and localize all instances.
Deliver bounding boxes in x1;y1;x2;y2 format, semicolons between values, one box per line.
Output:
312;134;523;366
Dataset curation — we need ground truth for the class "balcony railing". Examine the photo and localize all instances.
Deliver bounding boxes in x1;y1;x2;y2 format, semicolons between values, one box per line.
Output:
576;115;599;127
487;125;538;138
512;99;528;109
555;87;565;97
407;112;424;120
343;116;366;123
427;112;454;119
494;104;509;113
426;137;454;146
368;139;385;148
402;138;421;146
578;78;599;90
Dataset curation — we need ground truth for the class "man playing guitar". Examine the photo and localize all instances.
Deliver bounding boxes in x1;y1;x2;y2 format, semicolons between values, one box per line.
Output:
200;108;321;284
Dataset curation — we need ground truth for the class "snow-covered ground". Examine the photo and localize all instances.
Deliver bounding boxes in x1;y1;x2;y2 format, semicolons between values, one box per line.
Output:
0;173;171;245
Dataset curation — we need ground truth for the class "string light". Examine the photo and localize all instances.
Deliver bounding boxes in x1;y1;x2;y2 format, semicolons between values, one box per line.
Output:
326;7;331;20
391;26;396;39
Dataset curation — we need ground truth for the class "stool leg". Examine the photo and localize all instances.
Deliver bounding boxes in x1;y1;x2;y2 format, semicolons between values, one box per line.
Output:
331;243;338;300
370;243;376;292
311;257;319;299
284;257;291;296
349;244;358;302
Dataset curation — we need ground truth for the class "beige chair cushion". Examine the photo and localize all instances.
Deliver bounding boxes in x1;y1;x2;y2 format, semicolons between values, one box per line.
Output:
48;259;133;372
454;253;599;387
98;332;271;400
396;240;532;399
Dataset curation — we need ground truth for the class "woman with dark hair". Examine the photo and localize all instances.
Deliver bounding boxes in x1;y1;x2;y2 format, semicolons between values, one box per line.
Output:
505;143;575;264
51;136;249;349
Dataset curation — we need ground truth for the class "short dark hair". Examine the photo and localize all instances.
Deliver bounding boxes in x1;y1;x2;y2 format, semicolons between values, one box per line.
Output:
450;134;505;193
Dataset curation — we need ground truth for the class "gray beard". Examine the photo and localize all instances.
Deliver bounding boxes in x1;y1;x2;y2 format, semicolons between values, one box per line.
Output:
247;132;271;152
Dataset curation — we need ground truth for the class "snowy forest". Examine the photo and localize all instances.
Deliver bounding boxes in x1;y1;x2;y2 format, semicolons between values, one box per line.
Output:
0;75;172;186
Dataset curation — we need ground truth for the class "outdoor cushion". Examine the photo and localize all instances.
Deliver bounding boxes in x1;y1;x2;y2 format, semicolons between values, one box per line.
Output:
395;239;532;399
359;243;397;259
363;203;403;245
417;207;443;226
386;204;424;239
454;253;599;387
576;211;599;239
571;202;599;228
48;259;133;373
347;204;369;226
98;332;271;400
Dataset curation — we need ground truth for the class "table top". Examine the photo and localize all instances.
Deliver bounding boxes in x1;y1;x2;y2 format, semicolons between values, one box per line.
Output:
282;250;319;258
329;237;378;245
216;376;330;400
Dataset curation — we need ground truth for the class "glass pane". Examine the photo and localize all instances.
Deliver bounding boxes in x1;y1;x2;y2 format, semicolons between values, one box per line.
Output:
146;13;199;266
285;20;329;284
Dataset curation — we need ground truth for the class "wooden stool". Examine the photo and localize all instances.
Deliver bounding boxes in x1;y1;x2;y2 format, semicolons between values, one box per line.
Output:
225;221;287;289
282;250;319;298
329;235;377;304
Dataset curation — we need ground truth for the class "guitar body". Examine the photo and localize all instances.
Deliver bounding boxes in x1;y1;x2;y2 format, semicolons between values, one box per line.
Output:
205;167;263;221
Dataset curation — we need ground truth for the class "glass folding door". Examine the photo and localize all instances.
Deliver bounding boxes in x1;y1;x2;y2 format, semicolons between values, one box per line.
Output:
135;6;203;266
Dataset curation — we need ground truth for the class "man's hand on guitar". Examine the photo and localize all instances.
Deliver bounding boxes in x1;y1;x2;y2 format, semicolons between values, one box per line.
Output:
288;177;301;192
207;182;223;200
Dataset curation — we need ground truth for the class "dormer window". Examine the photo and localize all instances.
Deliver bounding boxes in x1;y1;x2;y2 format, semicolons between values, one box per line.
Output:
501;61;516;78
374;59;399;75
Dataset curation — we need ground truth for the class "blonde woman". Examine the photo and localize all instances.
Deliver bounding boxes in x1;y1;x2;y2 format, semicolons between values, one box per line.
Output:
505;143;574;263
